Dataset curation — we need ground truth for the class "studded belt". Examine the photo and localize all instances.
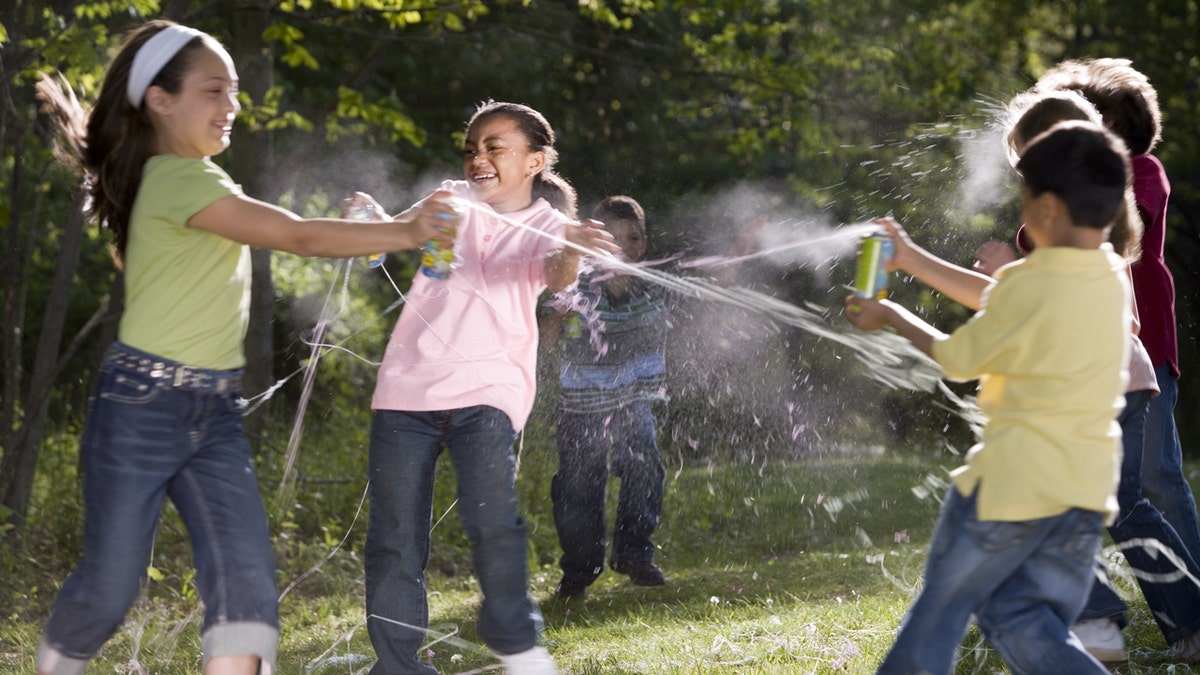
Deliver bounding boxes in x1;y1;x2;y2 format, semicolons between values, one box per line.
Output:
105;343;242;395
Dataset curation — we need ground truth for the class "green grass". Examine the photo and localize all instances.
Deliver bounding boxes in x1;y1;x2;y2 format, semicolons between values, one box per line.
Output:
5;441;1200;674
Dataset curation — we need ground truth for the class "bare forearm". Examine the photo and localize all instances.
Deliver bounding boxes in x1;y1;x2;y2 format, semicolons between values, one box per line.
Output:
899;243;993;311
544;250;582;292
190;194;433;257
881;300;945;358
276;216;428;258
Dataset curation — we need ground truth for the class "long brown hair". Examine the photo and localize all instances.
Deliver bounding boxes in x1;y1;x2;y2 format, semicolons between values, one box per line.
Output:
35;20;207;264
1034;58;1161;157
466;101;578;219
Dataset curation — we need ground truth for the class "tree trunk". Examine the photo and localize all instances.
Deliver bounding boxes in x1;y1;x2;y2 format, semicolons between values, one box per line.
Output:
1;196;91;524
230;5;279;453
0;120;30;525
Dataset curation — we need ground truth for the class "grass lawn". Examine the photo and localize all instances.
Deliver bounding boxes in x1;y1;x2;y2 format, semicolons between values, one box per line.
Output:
4;448;1200;674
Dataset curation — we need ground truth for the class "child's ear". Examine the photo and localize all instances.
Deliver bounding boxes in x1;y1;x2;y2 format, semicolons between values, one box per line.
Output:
1044;192;1067;224
526;150;546;178
144;86;172;116
1026;190;1057;226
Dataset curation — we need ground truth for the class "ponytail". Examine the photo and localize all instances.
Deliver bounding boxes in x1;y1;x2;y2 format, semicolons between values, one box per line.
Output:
533;171;578;220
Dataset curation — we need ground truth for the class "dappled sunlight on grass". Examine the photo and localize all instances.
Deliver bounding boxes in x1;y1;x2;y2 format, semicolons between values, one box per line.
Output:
10;449;1200;672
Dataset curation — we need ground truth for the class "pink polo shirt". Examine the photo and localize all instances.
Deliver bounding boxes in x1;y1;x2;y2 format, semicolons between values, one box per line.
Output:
371;180;568;431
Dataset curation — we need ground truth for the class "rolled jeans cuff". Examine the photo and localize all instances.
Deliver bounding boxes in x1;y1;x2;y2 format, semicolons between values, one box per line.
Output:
36;641;87;675
202;621;279;673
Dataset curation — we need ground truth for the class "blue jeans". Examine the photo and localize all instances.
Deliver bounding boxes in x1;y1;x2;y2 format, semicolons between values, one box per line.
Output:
878;487;1106;675
39;343;279;675
552;402;665;585
1080;389;1200;644
1141;365;1200;561
365;407;543;675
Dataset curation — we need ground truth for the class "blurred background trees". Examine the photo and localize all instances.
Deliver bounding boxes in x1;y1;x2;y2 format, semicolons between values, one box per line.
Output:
2;0;1197;528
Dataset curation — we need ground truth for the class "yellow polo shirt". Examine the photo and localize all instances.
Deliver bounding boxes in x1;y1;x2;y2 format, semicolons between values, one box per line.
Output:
933;245;1130;522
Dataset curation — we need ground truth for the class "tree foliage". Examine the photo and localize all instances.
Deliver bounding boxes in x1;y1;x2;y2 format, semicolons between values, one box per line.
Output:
2;0;1198;528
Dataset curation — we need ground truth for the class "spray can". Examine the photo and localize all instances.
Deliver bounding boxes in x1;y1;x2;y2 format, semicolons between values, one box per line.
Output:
853;231;894;299
563;314;583;339
347;203;386;268
420;201;463;280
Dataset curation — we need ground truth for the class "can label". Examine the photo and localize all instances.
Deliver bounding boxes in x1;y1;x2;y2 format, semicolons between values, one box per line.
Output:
853;234;894;299
420;238;455;279
420;208;461;279
348;204;386;268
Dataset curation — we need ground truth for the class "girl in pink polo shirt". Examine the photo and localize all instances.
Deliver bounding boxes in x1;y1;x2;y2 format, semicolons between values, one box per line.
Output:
361;101;617;675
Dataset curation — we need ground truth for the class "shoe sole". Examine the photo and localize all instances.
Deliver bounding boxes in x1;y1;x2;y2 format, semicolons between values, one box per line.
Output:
628;577;665;587
1086;647;1128;663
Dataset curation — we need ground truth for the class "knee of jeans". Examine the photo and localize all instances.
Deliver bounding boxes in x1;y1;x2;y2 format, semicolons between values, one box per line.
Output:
65;568;144;631
558;462;610;488
463;509;527;545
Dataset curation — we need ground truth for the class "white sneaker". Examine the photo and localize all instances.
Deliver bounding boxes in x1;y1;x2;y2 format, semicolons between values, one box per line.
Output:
1072;617;1128;663
499;646;559;675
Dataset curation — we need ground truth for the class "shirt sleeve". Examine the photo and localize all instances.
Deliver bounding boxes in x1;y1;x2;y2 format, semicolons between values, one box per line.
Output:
168;159;243;221
932;278;1026;381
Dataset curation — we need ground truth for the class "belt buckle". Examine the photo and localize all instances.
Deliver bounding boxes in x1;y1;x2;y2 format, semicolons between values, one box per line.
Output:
171;365;226;392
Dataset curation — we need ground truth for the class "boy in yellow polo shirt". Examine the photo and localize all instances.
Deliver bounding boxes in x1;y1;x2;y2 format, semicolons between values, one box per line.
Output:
844;120;1132;674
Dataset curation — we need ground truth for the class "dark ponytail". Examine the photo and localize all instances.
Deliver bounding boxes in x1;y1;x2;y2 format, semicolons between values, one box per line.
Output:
35;19;205;264
467;101;578;219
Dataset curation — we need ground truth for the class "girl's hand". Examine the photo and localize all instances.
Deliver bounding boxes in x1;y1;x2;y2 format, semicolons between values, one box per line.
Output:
406;190;460;246
973;240;1017;277
565;218;620;257
843;294;890;331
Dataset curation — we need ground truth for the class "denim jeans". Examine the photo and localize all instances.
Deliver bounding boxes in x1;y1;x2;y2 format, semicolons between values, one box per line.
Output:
878;487;1106;675
365;406;543;675
552;402;665;586
38;343;279;675
1080;389;1200;644
1141;365;1200;562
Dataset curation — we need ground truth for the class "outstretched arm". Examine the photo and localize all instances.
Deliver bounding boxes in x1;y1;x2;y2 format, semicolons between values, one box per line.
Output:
843;295;946;358
880;216;993;311
544;218;620;292
189;190;458;258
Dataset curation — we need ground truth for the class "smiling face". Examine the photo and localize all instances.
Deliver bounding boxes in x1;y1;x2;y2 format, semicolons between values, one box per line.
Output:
461;114;545;213
145;40;240;159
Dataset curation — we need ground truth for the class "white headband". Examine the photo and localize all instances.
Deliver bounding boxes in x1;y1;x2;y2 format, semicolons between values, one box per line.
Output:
126;25;207;108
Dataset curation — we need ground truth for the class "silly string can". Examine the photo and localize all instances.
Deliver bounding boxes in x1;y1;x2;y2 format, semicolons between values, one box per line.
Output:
853;232;894;299
420;201;463;280
347;203;386;268
563;314;583;339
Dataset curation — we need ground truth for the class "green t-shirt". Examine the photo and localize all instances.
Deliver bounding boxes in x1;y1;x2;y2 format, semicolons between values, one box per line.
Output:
119;155;250;370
